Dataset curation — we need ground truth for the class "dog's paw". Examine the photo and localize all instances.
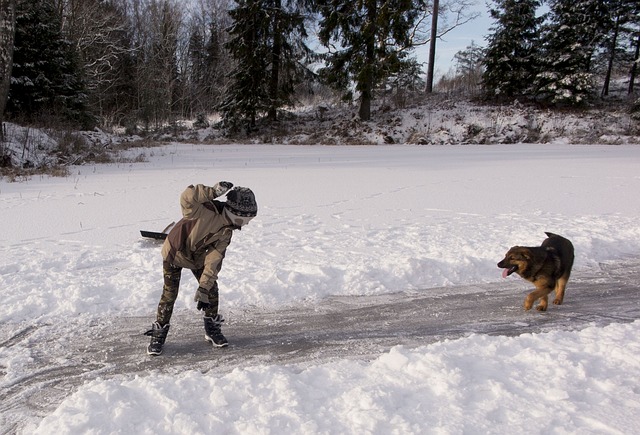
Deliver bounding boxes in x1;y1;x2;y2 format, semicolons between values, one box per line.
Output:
524;296;534;310
553;298;563;305
536;304;547;311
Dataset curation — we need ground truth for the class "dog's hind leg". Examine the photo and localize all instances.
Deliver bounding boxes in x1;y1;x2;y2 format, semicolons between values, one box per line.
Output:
537;294;549;311
553;275;569;305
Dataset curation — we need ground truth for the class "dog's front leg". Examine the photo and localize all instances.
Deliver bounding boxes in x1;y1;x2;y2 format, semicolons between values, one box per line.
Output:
524;293;535;310
524;292;549;311
525;280;553;311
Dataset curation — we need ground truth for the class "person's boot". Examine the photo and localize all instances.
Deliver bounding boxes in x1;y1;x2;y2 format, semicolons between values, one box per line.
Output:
144;322;170;356
203;315;228;347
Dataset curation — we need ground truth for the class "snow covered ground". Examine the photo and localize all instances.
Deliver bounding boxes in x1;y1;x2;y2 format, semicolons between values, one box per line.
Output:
1;143;640;433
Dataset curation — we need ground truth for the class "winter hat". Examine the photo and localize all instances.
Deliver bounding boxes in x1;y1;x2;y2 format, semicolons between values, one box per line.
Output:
225;187;258;217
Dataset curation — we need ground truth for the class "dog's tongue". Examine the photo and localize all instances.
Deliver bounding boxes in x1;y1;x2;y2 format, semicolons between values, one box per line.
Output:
502;268;509;278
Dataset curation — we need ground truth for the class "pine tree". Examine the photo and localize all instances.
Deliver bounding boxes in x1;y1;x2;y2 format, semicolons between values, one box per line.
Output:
8;0;91;127
451;41;485;93
219;0;270;131
220;0;312;132
533;0;609;105
482;0;543;100
316;0;423;121
271;0;316;120
455;42;485;77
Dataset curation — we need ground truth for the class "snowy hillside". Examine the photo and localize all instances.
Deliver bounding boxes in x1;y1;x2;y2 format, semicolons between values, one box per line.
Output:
1;99;639;172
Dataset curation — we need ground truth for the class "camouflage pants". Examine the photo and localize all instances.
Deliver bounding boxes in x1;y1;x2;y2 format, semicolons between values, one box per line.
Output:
156;261;219;325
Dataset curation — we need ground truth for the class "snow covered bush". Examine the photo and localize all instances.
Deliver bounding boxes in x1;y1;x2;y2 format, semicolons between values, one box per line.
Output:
534;71;595;105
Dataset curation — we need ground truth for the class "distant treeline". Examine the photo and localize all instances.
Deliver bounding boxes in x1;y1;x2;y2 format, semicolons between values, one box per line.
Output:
0;0;638;134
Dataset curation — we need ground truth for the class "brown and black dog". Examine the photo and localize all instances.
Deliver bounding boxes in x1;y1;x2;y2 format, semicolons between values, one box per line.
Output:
498;232;574;311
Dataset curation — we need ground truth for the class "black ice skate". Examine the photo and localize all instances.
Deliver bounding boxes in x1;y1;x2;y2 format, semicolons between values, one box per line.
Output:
203;315;228;347
144;322;170;356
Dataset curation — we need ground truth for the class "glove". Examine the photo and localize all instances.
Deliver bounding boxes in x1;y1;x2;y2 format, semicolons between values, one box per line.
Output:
194;286;211;311
197;301;211;311
214;181;233;197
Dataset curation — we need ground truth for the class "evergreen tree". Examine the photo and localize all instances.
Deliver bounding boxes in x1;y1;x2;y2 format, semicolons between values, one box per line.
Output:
454;42;485;78
266;0;314;121
482;0;543;100
219;0;270;130
8;0;91;127
533;0;609;105
220;0;312;131
316;0;424;121
451;41;485;93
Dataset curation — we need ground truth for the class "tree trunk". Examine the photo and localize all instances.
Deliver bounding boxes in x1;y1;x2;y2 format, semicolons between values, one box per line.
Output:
358;63;373;121
601;15;619;98
268;0;282;122
426;0;439;93
358;0;377;121
0;0;16;140
630;33;640;95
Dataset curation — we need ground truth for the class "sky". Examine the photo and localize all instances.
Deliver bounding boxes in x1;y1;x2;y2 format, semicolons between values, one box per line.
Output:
415;3;493;77
306;1;493;80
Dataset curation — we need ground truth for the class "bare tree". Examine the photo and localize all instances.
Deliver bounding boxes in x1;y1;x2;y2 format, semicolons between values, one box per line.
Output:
182;0;233;119
0;0;16;140
53;0;137;125
424;0;480;93
426;0;440;93
600;1;638;98
127;0;183;128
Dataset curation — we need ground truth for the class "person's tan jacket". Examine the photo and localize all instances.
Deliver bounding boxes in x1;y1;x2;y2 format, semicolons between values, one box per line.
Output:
161;184;234;290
